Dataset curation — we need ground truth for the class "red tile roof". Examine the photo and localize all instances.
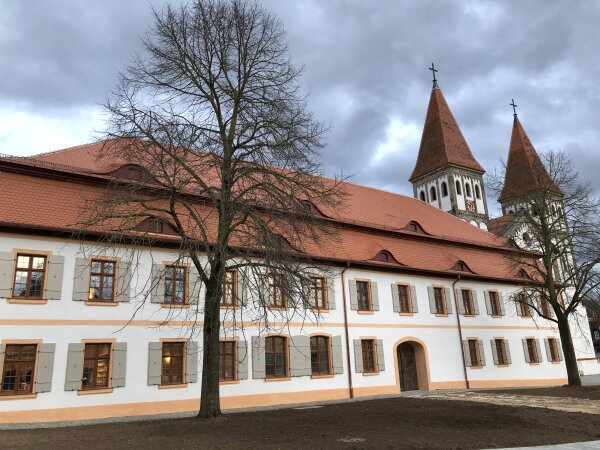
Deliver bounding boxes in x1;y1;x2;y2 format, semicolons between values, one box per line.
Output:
499;118;562;203
0;141;529;283
409;87;484;181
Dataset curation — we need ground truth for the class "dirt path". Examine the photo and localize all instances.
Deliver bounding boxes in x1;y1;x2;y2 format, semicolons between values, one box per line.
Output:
419;390;600;415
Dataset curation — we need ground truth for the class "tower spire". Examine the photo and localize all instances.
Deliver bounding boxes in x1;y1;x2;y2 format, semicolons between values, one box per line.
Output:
429;62;439;89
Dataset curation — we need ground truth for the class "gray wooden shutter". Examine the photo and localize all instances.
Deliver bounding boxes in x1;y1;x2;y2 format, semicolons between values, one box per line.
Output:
252;336;265;379
65;343;84;391
45;255;64;300
72;258;91;301
289;335;311;377
535;339;543;362
462;340;472;367
237;340;248;380
370;282;379;311
0;345;4;381
472;291;480;315
457;290;466;315
239;268;248;307
353;339;363;373
410;286;419;313
188;266;201;304
376;339;385;372
444;288;452;314
391;284;400;312
499;293;506;316
505;340;512;364
35;343;56;393
0;252;15;299
516;299;523;316
428;286;436;313
490;340;499;365
349;280;358;310
332;336;343;374
150;264;165;304
522;339;530;363
148;342;162;385
111;342;127;388
117;261;132;303
478;340;486;366
260;274;269;306
544;338;551;361
327;277;336;310
186;341;198;383
484;291;492;315
556;339;564;361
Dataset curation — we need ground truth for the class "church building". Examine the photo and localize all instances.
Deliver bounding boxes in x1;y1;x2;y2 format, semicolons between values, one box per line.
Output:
0;73;596;424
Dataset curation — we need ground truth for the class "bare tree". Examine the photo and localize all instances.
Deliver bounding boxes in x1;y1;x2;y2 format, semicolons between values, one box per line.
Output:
83;0;344;418
489;151;600;386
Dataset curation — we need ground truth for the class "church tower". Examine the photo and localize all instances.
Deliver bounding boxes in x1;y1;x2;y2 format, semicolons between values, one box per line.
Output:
498;104;562;216
410;65;490;230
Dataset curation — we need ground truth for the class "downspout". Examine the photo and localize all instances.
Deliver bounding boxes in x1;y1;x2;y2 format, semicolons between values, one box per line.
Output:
452;275;470;389
340;261;354;398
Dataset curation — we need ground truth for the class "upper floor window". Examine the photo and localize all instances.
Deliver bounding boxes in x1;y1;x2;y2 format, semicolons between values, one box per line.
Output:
356;280;371;311
541;298;552;317
0;344;36;396
455;180;462;195
310;336;331;375
397;284;411;313
475;184;481;199
311;276;327;310
265;336;287;378
162;342;185;385
441;182;448;197
89;260;116;302
221;270;237;307
268;274;287;308
461;289;474;315
165;265;187;304
430;186;437;201
13;254;46;299
434;287;447;314
518;293;532;317
489;291;502;316
82;343;111;390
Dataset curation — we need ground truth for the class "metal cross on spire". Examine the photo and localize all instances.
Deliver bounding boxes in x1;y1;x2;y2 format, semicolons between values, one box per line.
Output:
429;63;439;88
510;99;518;121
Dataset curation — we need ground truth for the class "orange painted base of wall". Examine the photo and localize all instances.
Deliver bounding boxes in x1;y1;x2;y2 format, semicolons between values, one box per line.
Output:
0;378;568;424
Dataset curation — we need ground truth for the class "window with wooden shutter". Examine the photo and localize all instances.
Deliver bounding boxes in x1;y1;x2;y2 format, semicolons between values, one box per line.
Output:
310;336;331;375
221;270;237;307
467;339;481;367
397;284;411;313
265;336;287;378
82;343;111;390
219;341;236;381
356;281;371;311
164;265;187;304
12;255;46;299
434;287;447;314
88;260;116;302
161;342;185;385
0;344;36;395
489;291;502;316
461;289;474;316
525;338;540;363
361;339;377;373
310;276;328;310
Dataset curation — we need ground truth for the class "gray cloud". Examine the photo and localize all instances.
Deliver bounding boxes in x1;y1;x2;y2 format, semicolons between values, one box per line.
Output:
1;0;599;216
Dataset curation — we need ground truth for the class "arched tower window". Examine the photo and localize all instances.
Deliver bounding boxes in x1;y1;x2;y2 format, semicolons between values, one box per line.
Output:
465;183;472;198
441;182;448;197
455;180;462;195
430;186;437;201
419;191;426;202
475;184;481;199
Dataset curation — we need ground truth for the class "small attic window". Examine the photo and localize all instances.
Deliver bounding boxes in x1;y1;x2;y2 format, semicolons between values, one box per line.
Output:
135;218;178;236
451;260;475;273
109;164;159;185
403;220;428;235
522;232;532;244
516;268;531;280
369;250;402;265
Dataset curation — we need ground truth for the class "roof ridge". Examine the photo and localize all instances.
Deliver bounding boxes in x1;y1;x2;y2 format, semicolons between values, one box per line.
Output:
30;140;102;158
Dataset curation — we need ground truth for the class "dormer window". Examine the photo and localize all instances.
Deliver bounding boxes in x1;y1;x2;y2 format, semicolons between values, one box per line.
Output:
134;218;178;236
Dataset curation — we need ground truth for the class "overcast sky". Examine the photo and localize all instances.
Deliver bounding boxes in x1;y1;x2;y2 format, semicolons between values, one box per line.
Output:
1;0;599;216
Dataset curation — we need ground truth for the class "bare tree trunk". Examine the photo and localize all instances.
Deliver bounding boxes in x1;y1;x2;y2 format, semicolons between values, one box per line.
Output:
558;315;582;386
198;279;222;418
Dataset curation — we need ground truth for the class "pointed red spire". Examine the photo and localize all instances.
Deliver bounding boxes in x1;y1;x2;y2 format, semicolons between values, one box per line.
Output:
499;118;561;203
409;87;484;181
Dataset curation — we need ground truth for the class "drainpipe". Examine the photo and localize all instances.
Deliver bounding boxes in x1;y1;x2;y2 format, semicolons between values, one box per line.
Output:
452;275;470;389
340;261;354;398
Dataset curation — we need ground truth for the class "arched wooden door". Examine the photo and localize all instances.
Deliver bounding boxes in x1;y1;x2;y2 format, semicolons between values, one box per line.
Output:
397;343;419;391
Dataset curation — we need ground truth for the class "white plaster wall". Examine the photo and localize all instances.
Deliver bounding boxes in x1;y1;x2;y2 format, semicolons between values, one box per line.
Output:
0;234;576;415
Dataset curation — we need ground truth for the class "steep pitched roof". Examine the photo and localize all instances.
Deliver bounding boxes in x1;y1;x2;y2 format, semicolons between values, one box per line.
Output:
499;118;562;203
409;86;484;181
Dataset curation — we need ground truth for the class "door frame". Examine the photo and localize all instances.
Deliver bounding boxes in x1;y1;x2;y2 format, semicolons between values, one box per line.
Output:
393;337;431;391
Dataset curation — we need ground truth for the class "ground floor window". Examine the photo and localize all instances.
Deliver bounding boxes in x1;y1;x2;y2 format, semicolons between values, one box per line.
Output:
1;344;36;395
82;343;111;390
219;341;236;381
265;336;287;378
525;338;540;363
467;339;481;367
162;342;185;385
494;339;508;365
361;339;377;373
310;336;331;375
548;338;560;363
